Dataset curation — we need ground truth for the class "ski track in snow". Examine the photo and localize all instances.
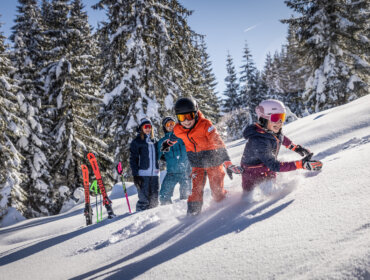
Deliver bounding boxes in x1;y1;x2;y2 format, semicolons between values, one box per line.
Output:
74;213;162;255
315;134;370;161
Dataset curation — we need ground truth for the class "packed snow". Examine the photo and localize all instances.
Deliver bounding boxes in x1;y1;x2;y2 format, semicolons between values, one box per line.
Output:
1;95;370;280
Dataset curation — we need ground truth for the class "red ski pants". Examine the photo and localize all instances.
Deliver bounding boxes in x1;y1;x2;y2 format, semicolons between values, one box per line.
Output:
188;165;227;203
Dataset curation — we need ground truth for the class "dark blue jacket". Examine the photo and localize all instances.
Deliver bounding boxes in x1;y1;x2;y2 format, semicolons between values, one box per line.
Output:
157;132;191;174
130;134;159;176
241;124;294;172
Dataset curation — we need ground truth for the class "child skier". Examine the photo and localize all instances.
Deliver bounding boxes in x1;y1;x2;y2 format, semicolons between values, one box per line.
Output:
129;118;160;211
241;99;323;192
161;97;242;215
157;116;192;205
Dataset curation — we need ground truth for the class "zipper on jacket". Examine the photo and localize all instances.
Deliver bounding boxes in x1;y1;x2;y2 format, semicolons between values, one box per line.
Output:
151;138;155;175
187;131;197;152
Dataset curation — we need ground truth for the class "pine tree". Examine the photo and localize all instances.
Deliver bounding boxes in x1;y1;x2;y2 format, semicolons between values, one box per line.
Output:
283;0;369;112
281;23;307;116
192;36;220;123
223;53;240;113
0;22;26;224
10;0;53;218
37;0;108;215
239;41;259;113
255;70;269;105
67;0;109;186
261;52;274;95
93;0;197;169
284;23;307;96
271;51;284;96
35;0;73;215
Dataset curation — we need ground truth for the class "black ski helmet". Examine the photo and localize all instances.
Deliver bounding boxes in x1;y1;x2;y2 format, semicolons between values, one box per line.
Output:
174;97;198;115
161;116;175;133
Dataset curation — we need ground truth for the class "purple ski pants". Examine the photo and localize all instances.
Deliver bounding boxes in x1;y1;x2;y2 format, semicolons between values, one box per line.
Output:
241;164;276;192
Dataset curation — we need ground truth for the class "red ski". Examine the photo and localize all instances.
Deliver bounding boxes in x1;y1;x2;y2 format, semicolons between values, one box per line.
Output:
81;164;93;225
87;153;115;218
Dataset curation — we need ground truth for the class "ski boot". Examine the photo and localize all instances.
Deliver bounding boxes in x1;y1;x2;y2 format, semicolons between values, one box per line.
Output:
103;198;116;219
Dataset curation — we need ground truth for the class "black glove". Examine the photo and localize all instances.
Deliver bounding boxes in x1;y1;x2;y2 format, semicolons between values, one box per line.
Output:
223;161;243;180
226;168;233;180
160;139;177;152
301;153;323;171
133;176;143;189
289;144;311;157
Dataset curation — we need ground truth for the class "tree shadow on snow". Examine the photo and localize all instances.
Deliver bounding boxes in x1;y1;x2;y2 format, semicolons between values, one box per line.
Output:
72;191;294;280
0;213;131;264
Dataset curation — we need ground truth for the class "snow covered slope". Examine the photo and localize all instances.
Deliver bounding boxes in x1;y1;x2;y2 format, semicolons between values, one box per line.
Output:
1;95;370;280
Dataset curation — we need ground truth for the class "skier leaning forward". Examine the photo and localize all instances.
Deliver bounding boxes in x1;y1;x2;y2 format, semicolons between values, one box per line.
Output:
241;99;323;193
161;97;242;215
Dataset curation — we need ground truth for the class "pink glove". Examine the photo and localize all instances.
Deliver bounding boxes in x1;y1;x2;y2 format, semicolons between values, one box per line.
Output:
295;154;323;171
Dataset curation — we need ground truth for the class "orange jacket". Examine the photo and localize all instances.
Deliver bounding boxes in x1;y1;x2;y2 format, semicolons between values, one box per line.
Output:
173;111;230;168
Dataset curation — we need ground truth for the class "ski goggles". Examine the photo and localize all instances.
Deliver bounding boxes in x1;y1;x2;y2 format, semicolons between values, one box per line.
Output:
176;112;196;122
142;124;152;129
165;120;175;128
269;113;286;123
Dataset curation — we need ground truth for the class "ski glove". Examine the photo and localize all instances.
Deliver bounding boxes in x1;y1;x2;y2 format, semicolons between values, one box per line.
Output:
295;153;323;171
133;176;143;189
289;144;311;157
223;161;243;180
160;139;177;152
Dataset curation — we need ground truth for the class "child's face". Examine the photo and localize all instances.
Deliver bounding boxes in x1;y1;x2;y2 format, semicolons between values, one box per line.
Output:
267;119;283;133
142;125;152;135
180;119;195;129
165;121;175;132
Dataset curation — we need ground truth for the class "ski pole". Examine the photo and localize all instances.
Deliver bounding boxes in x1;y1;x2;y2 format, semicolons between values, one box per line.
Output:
90;180;101;223
99;192;103;221
117;162;132;213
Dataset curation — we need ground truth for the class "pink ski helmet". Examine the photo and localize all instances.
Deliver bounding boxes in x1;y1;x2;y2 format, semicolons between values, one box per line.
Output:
255;99;286;125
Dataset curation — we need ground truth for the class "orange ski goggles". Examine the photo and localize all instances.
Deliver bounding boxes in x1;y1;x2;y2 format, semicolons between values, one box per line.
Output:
270;113;286;123
165;120;175;128
176;112;196;122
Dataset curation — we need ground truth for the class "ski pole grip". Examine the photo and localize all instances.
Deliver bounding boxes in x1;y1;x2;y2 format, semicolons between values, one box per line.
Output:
117;162;123;175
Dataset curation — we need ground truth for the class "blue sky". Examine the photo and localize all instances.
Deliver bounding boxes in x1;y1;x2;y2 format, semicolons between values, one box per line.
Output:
0;0;293;97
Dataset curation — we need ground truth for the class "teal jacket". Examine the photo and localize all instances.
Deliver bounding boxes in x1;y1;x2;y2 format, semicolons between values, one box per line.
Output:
157;132;191;175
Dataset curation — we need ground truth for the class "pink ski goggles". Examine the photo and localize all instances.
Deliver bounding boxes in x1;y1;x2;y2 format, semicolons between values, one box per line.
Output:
269;113;286;123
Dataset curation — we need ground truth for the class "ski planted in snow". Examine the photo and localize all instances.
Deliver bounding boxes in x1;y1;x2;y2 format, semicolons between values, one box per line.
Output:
81;164;93;225
87;153;116;219
90;180;103;223
117;162;132;213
